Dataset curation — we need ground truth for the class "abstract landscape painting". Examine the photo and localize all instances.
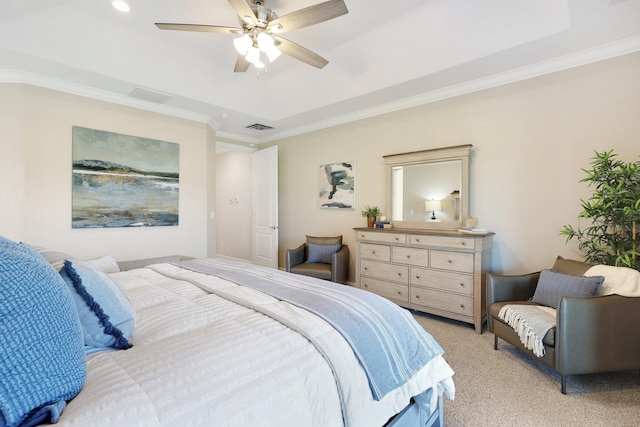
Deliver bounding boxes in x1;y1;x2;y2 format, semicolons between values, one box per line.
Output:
319;162;355;209
72;126;179;228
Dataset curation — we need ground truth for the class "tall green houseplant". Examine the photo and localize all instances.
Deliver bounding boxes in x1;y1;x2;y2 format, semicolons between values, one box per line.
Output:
561;150;640;271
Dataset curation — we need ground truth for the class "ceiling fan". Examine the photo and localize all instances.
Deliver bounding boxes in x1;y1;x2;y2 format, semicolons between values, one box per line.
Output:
155;0;348;72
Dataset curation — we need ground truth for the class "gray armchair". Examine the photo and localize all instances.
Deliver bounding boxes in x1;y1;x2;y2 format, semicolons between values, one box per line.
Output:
286;235;349;284
487;257;640;394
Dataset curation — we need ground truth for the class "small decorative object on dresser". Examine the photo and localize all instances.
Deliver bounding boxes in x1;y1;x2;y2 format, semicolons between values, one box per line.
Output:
361;205;381;228
355;227;493;333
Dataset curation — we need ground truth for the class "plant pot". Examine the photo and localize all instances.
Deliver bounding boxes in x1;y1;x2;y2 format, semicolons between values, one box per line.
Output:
367;216;375;228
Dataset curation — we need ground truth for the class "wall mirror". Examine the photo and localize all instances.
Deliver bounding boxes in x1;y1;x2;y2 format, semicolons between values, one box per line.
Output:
384;145;471;230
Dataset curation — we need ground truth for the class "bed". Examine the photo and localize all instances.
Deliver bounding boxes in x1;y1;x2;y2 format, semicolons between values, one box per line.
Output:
0;236;455;427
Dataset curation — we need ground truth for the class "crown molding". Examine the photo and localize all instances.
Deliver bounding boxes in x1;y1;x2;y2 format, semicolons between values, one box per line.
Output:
3;35;639;145
216;141;258;153
215;130;260;144
0;69;213;125
257;35;640;144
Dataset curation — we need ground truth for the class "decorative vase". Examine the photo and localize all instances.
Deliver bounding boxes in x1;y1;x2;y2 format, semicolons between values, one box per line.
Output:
367;216;375;228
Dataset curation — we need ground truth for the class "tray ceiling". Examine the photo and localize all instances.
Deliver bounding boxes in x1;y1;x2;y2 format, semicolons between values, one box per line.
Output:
1;0;639;143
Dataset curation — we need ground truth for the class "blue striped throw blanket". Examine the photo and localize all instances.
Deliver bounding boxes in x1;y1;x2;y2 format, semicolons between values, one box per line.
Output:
498;304;556;357
173;258;444;400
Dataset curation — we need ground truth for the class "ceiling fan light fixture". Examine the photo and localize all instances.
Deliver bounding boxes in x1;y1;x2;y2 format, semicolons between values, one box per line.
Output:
245;46;261;65
255;5;271;25
257;32;274;49
268;23;283;33
265;45;281;62
234;35;252;55
257;32;280;62
155;0;349;73
241;15;254;26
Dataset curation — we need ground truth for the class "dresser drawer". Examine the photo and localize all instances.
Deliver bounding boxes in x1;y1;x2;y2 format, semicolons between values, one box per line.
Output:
411;268;473;296
360;243;391;261
410;234;475;250
357;231;407;244
361;277;409;302
411;288;473;317
391;247;429;266
360;260;409;284
430;250;474;273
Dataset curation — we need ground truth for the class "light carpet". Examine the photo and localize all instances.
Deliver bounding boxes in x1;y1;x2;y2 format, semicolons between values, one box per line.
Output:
412;312;640;427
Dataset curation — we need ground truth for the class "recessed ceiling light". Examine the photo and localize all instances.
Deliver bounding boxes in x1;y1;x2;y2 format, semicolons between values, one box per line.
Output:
112;1;130;12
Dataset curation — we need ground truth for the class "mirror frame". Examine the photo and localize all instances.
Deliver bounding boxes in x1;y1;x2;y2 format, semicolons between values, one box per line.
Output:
383;144;472;230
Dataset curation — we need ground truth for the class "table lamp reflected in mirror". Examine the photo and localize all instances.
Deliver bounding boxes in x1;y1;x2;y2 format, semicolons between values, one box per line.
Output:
424;199;442;221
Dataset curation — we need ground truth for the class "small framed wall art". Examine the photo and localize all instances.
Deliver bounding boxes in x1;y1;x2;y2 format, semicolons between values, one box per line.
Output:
319;162;355;209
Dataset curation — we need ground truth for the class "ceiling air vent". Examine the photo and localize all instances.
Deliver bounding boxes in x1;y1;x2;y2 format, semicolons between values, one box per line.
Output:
246;123;274;131
128;87;172;104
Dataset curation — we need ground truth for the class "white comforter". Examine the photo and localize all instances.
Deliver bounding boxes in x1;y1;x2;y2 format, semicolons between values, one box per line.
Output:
51;263;455;427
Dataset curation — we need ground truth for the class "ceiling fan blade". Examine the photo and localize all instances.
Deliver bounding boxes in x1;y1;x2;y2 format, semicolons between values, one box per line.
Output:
227;0;257;26
274;36;329;69
155;23;241;34
234;55;251;73
268;0;348;33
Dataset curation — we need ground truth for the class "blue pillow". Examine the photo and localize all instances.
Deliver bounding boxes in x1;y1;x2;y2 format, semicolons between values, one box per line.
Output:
531;269;604;309
307;243;341;264
59;260;135;354
0;236;86;427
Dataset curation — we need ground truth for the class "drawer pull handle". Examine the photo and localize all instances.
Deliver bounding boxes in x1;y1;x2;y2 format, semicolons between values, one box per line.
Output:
397;272;402;276
415;238;420;242
460;241;466;246
406;255;411;259
395;237;399;241
459;283;465;287
372;251;376;254
448;260;453;264
460;304;465;308
364;267;368;271
364;284;368;288
397;291;402;295
415;295;420;299
415;275;420;279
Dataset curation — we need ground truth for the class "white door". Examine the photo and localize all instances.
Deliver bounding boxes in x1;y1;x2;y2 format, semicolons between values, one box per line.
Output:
251;146;278;268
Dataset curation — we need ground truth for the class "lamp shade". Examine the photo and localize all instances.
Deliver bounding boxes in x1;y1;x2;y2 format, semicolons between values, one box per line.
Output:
257;32;274;50
257;32;281;62
245;46;261;65
233;35;252;55
264;44;281;62
424;200;442;212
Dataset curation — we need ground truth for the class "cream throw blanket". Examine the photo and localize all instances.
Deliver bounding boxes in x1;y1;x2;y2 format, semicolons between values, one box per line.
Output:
498;304;556;357
587;265;640;297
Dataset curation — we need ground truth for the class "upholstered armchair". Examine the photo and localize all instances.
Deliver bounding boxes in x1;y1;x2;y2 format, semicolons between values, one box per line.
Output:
487;256;640;394
286;235;349;284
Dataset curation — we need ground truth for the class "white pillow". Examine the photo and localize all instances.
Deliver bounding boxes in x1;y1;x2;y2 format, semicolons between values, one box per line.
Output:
85;255;120;274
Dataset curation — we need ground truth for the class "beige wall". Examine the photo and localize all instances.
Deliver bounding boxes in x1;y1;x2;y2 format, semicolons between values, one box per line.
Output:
0;84;215;261
2;52;639;276
0;84;27;241
269;52;640;279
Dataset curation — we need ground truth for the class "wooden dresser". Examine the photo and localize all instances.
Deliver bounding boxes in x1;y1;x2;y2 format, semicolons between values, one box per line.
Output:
354;227;493;333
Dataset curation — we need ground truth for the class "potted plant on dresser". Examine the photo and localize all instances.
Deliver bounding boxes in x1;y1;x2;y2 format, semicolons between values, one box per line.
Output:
361;205;381;228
